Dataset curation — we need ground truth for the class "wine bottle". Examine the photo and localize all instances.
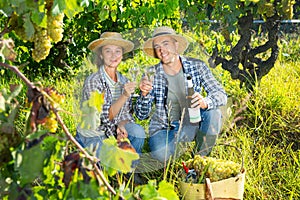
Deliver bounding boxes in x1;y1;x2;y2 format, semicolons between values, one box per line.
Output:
187;75;201;123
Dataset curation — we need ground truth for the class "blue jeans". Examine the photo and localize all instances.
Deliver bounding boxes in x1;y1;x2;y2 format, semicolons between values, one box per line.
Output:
75;122;146;157
149;108;222;162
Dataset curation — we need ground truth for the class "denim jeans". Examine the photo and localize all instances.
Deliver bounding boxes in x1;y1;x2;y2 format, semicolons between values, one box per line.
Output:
124;122;146;154
75;122;146;157
149;108;222;162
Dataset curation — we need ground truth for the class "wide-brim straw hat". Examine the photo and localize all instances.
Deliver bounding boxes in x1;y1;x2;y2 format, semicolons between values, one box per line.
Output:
143;26;189;57
88;32;134;54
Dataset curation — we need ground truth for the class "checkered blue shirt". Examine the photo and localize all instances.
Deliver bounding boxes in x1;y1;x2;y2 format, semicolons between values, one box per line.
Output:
81;66;134;137
134;56;227;136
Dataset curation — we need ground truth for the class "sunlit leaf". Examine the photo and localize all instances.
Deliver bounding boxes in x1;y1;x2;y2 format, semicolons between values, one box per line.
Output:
64;0;84;19
140;180;159;199
88;91;104;112
80;0;90;7
79;100;100;130
31;10;47;28
157;180;179;200
51;0;66;15
99;137;139;175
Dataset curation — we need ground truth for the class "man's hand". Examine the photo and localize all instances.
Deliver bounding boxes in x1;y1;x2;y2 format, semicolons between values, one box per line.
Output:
191;92;208;109
139;77;153;96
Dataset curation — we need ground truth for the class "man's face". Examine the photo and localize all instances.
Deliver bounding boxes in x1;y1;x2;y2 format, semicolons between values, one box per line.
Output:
153;36;178;64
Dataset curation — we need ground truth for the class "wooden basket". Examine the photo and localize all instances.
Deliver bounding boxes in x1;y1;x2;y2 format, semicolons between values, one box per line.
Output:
179;144;246;200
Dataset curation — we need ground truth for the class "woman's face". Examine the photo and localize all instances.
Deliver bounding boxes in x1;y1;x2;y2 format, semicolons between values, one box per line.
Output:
100;45;123;68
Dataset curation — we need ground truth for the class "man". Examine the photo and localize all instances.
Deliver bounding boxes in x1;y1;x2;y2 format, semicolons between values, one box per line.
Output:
135;26;227;162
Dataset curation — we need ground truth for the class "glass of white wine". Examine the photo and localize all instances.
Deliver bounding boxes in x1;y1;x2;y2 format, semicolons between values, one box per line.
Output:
146;67;156;82
127;64;141;97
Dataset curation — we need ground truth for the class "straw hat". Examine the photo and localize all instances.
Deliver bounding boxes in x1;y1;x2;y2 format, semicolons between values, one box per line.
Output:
88;32;134;54
143;26;189;57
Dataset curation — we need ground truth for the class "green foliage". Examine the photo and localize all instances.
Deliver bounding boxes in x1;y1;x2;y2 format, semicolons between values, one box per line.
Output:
1;0;300;199
135;180;179;200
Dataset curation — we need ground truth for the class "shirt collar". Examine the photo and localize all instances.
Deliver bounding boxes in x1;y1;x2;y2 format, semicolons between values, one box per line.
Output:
156;55;190;75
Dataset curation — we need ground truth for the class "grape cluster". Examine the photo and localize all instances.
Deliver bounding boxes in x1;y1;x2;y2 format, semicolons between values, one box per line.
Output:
42;112;58;133
47;13;64;43
9;2;65;62
40;87;65;133
47;87;65;107
185;155;241;183
32;26;52;63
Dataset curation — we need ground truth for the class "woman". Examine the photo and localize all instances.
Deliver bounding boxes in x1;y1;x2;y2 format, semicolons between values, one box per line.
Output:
76;32;146;158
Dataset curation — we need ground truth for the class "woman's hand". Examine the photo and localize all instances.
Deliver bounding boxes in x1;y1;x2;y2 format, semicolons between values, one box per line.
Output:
123;82;136;97
116;121;128;140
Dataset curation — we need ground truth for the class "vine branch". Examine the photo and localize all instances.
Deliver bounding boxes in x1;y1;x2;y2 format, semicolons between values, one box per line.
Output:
1;61;120;197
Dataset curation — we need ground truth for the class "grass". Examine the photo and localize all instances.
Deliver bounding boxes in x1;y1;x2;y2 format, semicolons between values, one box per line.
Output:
208;59;300;199
1;39;299;199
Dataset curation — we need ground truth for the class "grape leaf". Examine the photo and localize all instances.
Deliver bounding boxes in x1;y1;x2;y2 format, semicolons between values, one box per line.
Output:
88;91;104;112
51;0;66;16
31;9;47;28
140;180;159;199
62;152;81;188
79;91;104;130
79;100;100;130
157;180;179;200
64;0;84;19
99;137;139;176
6;84;22;103
0;38;16;62
19;143;46;186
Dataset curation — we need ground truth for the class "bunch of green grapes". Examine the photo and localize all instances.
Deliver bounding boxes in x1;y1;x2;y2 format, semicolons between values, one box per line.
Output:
42;112;58;133
185;155;241;182
32;26;52;63
47;13;64;43
39;87;65;133
46;87;65;107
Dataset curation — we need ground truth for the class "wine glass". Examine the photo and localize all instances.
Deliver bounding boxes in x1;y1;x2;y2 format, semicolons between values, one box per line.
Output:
127;64;141;97
146;67;156;82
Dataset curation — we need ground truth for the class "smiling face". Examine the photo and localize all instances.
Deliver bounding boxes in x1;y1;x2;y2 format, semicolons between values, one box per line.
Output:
153;35;179;65
100;44;123;68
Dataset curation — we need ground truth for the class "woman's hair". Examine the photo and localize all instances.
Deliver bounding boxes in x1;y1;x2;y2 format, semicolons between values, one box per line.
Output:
90;47;104;69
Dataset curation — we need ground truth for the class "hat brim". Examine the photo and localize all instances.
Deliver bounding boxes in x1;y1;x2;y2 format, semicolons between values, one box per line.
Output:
88;38;134;54
142;34;189;57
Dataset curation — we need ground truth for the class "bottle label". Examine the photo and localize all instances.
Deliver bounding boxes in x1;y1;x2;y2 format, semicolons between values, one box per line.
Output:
188;108;201;123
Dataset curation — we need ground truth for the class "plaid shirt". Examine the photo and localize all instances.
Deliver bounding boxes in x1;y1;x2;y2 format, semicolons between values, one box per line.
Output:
81;66;134;137
134;56;227;136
